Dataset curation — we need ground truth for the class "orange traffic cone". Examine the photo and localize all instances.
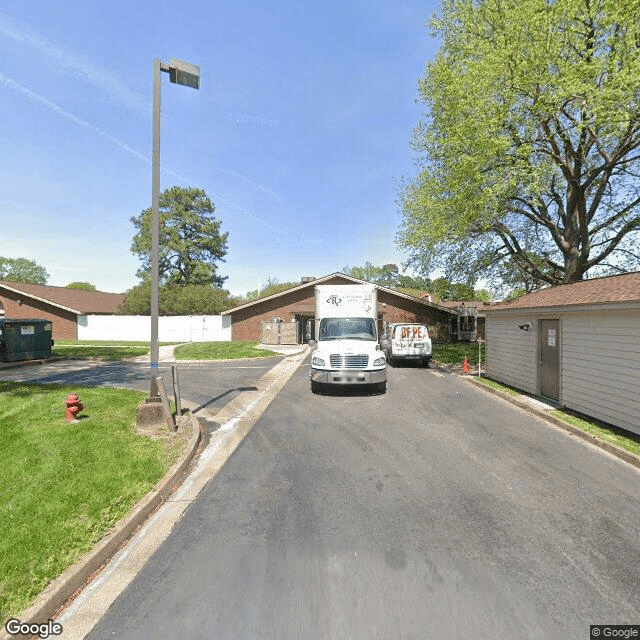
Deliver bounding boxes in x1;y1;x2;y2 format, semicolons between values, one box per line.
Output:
463;356;470;374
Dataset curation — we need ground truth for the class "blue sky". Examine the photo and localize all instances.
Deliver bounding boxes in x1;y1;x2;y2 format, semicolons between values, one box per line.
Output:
0;1;441;296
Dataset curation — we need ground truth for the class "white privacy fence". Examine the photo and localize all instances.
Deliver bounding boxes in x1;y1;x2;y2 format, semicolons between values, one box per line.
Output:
77;315;231;342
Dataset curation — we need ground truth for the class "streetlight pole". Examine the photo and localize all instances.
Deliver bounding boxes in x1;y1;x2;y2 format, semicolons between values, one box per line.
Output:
148;58;200;402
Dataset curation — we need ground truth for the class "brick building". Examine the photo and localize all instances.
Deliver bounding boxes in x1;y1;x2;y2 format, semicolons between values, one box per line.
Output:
223;273;456;343
0;280;125;339
436;300;492;342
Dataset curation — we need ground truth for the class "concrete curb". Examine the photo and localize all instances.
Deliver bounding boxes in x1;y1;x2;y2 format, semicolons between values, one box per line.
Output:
125;355;287;364
0;412;203;640
465;377;640;472
173;355;286;364
0;358;49;370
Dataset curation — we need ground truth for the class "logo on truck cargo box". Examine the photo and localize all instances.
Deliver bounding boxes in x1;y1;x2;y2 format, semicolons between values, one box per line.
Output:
327;295;342;306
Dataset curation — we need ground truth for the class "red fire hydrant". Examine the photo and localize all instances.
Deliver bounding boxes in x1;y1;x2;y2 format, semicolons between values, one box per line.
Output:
65;393;84;423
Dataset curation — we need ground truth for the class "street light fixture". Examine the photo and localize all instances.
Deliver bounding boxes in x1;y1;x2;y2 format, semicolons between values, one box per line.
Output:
148;57;200;402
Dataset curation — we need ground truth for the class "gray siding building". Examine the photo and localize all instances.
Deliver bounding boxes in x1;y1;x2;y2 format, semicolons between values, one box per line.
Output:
485;272;640;436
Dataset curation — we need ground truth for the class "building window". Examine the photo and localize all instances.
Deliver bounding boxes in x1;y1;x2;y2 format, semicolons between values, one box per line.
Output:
461;316;475;332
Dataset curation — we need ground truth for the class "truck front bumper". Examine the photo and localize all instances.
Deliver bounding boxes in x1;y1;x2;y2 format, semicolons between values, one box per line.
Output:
310;369;386;385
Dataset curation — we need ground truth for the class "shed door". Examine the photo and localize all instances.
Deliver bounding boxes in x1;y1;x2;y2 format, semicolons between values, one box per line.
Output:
540;320;560;400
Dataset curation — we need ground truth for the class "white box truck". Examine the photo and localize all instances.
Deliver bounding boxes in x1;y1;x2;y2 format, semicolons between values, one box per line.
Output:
383;323;432;367
308;284;387;393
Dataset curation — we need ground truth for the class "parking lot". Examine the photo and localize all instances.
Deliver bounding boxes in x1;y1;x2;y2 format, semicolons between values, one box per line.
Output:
0;356;284;416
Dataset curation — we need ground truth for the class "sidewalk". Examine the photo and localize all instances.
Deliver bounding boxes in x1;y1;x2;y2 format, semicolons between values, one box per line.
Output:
256;343;308;356
128;344;181;362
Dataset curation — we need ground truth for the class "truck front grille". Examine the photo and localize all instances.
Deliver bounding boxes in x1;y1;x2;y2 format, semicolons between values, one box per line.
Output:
329;354;369;368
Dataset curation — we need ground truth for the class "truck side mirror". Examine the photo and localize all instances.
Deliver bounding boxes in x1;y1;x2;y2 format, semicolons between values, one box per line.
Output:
308;339;316;348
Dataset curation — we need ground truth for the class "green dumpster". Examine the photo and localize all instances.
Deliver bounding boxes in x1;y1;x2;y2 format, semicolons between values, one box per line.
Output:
0;319;53;362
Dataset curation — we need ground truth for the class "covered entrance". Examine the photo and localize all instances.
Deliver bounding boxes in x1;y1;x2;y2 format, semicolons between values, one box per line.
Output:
295;314;315;344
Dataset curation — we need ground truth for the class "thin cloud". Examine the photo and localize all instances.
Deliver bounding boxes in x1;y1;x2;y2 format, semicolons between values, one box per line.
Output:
209;164;287;204
211;193;287;237
0;11;289;207
0;72;149;162
0;70;288;237
159;165;288;236
0;11;148;115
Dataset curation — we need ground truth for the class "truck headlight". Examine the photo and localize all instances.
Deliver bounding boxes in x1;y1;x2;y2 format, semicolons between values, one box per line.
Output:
373;356;386;366
312;356;325;367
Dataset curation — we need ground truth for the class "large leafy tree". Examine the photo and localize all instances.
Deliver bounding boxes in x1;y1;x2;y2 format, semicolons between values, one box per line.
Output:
395;273;432;290
245;278;299;301
0;257;48;284
65;281;97;291
342;262;490;300
342;262;401;287
120;281;234;315
430;278;476;302
131;186;228;287
399;0;640;289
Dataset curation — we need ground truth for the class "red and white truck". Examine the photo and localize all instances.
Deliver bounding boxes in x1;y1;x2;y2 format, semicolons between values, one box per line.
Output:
383;323;432;367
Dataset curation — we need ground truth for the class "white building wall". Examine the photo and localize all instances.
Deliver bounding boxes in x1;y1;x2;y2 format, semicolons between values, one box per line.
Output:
486;314;538;395
561;309;640;435
77;315;232;342
487;306;640;436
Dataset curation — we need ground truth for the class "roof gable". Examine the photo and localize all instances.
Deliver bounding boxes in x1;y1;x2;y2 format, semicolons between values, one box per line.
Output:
222;273;359;314
223;273;454;315
0;280;125;315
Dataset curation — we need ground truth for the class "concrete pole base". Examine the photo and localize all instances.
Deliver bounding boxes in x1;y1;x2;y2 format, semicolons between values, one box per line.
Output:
135;401;168;429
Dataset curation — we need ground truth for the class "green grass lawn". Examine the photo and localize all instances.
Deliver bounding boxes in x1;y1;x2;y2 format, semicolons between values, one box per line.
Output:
432;342;486;365
475;377;640;459
549;409;640;458
477;376;519;396
54;340;163;347
173;340;279;360
0;382;188;622
52;344;150;360
52;340;181;361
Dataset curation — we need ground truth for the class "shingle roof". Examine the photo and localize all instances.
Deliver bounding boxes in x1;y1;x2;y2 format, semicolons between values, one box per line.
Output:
438;300;494;309
0;280;125;314
486;271;640;311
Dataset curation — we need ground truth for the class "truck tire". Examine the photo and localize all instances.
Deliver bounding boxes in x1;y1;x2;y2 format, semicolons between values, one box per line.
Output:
376;381;387;394
423;357;431;368
311;380;321;394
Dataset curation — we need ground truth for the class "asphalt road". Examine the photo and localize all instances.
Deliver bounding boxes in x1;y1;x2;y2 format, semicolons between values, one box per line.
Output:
0;357;283;415
80;356;640;640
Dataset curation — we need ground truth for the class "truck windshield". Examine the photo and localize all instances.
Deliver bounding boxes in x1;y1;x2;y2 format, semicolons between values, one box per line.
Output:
318;318;376;341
